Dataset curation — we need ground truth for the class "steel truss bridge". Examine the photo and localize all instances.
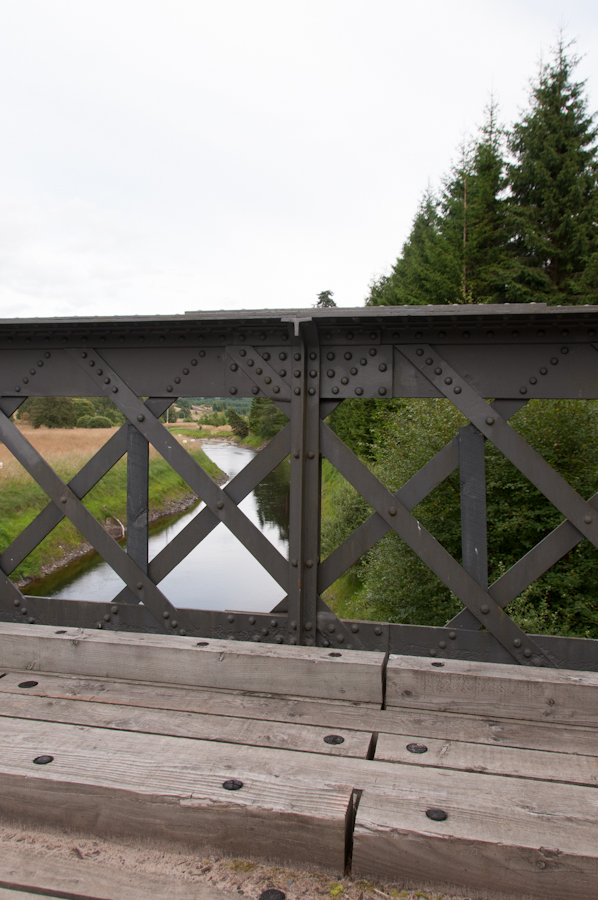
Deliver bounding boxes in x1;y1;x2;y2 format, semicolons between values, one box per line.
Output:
1;303;598;671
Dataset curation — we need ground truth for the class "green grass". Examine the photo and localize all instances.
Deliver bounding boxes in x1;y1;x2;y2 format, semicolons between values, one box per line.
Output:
0;445;224;584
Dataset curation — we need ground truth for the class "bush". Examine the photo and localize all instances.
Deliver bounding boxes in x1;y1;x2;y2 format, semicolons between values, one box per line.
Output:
76;415;93;428
72;398;95;420
87;416;113;429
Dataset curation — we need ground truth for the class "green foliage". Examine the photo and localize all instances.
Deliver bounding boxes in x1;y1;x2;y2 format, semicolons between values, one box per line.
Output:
228;408;249;439
358;400;598;637
76;415;93;428
72;398;95;420
506;40;598;303
315;290;336;307
327;399;396;458
29;397;77;429
198;410;228;426
248;398;288;440
366;41;598;307
88;415;113;428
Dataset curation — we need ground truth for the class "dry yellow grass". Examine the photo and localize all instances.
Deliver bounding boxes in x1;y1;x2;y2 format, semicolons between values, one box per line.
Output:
0;425;193;484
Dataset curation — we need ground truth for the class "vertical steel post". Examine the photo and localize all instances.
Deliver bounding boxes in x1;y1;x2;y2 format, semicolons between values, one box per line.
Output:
458;424;488;589
286;323;321;645
127;424;149;577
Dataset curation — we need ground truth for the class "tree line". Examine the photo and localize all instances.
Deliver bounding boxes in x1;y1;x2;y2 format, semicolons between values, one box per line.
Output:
367;40;598;308
323;40;598;639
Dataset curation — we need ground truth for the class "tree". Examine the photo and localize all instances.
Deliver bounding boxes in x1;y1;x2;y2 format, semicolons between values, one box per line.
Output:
228;408;249;439
248;398;287;440
28;397;77;429
367;104;509;306
359;399;598;637
506;39;598;303
315;290;337;308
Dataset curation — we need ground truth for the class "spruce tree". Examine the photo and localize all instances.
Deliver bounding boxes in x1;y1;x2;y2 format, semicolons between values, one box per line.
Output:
506;40;598;303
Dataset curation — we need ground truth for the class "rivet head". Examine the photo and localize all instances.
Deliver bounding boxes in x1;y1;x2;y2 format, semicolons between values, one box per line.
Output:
274;386;281;393
350;367;357;375
374;626;382;636
294;387;301;395
103;614;111;622
332;386;339;393
249;616;256;625
304;622;312;631
308;387;316;395
137;414;145;422
264;376;272;384
486;416;495;425
166;385;173;392
111;386;118;393
227;614;235;623
81;352;87;358
444;377;452;385
480;605;490;614
369;348;377;356
239;349;246;357
60;496;67;504
222;779;243;791
524;648;532;658
540;367;547;375
351;624;359;633
111;606;118;614
378;387;386;396
520;386;527;394
551;357;558;365
513;638;522;648
328;624;335;633
536;861;546;870
230;387;237;394
425;358;433;366
337;633;344;643
305;559;313;568
416;348;424;356
438;640;446;649
137;582;143;589
341;377;348;385
216;500;224;509
252;386;259;394
454;386;462;394
434;367;442;376
561;347;569;354
426;808;447;821
449;631;456;640
307;451;315;459
529;376;537;385
388;507;397;516
584;514;593;524
407;743;428;754
33;755;54;765
230;363;238;371
171;620;178;628
355;387;363;395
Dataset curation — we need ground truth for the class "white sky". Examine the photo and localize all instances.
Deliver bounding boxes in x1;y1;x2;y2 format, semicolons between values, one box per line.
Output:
0;0;597;319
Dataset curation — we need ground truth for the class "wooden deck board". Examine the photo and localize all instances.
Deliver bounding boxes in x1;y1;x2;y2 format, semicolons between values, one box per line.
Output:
1;625;597;900
0;690;373;758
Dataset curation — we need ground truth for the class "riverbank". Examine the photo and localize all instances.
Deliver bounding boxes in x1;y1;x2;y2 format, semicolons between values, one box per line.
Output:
0;426;225;588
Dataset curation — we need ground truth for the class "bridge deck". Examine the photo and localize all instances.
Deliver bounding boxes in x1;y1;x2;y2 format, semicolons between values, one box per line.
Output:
0;624;597;900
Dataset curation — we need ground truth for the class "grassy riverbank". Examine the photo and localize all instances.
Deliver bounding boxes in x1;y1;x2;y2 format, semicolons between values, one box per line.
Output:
0;426;224;585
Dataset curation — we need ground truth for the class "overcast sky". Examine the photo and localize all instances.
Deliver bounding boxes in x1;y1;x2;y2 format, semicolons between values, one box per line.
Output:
0;1;597;320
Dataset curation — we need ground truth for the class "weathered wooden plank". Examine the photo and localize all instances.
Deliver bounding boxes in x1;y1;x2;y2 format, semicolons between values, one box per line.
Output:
0;670;380;730
0;716;352;873
0;690;372;758
375;705;598;755
375;731;598;786
0;844;232;900
353;766;598;900
0;624;384;703
386;653;598;725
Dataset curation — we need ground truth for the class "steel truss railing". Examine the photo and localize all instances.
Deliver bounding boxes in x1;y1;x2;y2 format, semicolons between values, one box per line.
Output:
1;304;598;670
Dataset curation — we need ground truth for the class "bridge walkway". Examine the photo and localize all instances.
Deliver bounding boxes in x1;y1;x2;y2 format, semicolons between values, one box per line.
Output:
0;623;596;900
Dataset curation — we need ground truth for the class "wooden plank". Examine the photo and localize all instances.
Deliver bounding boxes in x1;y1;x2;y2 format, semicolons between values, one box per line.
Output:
386;653;598;725
0;843;233;900
375;731;598;786
0;623;384;703
3;670;598;757
0;670;380;730
353;766;598;900
375;705;598;755
0;716;352;873
0;691;373;758
0;891;64;900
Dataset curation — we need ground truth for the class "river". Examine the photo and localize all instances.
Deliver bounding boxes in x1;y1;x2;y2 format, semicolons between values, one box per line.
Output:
24;442;290;612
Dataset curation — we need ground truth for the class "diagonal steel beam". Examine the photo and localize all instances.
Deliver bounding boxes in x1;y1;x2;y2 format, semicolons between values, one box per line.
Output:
448;490;598;629
0;398;171;577
318;400;526;593
0;410;191;634
320;420;556;667
111;424;292;605
400;344;598;553
68;349;289;591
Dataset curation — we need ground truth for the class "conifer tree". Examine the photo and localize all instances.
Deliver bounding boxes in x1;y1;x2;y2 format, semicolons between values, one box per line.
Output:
506;39;598;303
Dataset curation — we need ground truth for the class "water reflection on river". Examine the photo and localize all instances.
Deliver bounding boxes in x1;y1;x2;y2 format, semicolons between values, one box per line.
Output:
27;442;290;612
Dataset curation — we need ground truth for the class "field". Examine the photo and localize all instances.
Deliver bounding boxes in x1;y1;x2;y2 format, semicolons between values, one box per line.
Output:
0;425;224;584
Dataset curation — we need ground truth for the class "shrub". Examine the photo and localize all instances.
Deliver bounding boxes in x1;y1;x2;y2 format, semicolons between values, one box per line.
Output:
76;415;93;428
87;416;113;429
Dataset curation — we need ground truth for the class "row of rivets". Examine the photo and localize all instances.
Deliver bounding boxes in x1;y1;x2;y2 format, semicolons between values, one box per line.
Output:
14;352;51;391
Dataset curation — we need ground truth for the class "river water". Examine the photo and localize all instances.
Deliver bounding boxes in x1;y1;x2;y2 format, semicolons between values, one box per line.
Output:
24;442;290;612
